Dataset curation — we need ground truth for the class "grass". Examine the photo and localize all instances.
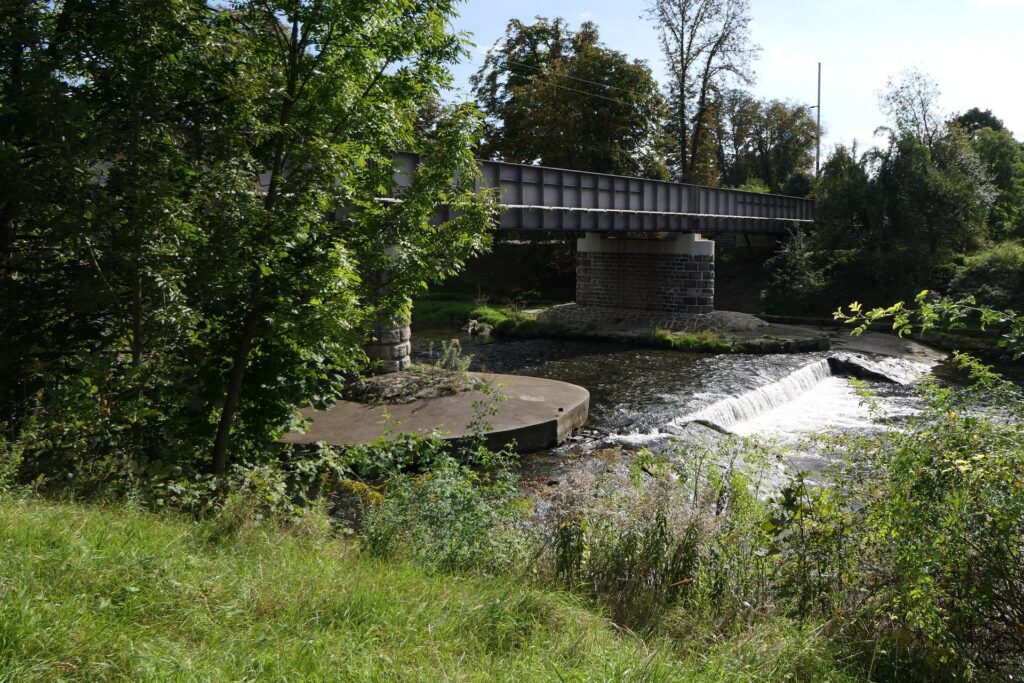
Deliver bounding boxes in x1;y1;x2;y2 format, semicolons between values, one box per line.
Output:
0;495;859;682
650;327;735;353
414;300;738;354
412;299;567;338
411;300;517;328
0;496;668;681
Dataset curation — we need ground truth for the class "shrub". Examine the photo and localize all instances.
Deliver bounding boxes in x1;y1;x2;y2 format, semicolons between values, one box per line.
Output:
948;241;1024;310
807;354;1024;678
359;455;533;573
539;440;780;631
761;231;830;314
0;426;25;493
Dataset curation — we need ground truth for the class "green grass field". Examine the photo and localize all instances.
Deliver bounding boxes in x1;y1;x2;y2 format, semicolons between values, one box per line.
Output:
0;496;858;682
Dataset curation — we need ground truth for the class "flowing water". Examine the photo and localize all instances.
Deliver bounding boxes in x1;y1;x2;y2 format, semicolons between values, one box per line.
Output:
412;328;929;477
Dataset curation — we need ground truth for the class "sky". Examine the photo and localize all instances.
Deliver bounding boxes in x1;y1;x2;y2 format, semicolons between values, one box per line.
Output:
445;0;1024;154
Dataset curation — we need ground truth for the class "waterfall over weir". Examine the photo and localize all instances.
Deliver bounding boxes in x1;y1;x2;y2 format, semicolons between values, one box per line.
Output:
409;330;930;446
679;359;834;432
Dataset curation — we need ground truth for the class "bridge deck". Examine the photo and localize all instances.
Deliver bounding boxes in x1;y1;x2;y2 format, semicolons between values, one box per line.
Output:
392;152;814;235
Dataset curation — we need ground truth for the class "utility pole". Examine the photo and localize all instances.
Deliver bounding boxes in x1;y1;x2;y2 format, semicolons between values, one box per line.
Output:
815;62;822;177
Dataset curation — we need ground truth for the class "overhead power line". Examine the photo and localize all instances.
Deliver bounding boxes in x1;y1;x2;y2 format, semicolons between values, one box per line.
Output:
467;56;649;108
502;57;655;99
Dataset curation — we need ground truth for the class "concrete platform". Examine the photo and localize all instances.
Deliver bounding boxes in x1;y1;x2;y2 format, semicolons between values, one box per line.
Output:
282;372;590;453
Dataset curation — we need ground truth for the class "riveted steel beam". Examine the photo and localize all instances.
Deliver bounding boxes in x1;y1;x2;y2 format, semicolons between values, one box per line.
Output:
389;152;814;235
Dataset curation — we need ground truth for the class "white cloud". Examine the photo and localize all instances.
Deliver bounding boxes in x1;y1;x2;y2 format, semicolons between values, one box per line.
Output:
581;11;593;19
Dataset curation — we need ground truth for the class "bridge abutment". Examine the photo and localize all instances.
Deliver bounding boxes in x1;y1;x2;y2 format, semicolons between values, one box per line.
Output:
575;232;715;314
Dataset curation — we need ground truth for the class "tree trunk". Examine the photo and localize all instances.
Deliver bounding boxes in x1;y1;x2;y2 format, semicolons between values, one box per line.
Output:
211;305;260;476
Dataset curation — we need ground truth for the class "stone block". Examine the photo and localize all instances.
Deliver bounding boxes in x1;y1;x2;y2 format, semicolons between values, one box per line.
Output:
376;357;410;374
375;325;411;344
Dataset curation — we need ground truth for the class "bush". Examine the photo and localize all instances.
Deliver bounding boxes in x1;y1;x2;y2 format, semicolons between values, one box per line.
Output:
948;241;1024;310
0;426;25;493
540;440;780;631
761;231;830;314
360;454;533;573
801;354;1024;679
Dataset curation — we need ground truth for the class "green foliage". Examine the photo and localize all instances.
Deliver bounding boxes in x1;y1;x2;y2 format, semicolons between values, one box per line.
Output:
1;0;495;489
971;126;1024;239
360;454;531;573
949;241;1024;310
472;18;667;178
835;290;1024;359
0;429;24;493
432;339;473;373
765;123;998;314
800;355;1024;678
412;299;523;327
716;91;818;194
952;107;1006;135
736;178;771;194
763;75;1024;317
760;231;829;314
544;440;779;631
650;327;734;353
0;497;688;682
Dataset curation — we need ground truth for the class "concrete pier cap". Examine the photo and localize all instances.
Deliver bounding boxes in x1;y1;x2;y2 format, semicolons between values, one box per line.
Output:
575;231;716;314
576;231;714;257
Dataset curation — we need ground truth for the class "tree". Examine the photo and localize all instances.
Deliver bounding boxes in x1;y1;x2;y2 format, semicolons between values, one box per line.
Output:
952;107;1006;135
645;0;759;184
1;0;495;486
714;91;816;193
472;18;667;178
879;68;944;150
969;126;1024;239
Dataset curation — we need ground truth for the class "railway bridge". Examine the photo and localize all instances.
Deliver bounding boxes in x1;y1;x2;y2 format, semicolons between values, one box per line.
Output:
368;153;815;371
393;152;813;314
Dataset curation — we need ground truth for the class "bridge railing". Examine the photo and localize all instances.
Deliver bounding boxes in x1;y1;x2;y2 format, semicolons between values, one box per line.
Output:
390;152;814;234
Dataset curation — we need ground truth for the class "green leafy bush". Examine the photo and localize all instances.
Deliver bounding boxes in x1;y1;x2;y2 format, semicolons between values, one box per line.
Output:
949;241;1024;310
761;231;830;314
360;454;532;573
817;356;1024;679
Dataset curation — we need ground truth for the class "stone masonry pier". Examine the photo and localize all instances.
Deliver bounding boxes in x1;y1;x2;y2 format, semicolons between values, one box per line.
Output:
575;231;715;314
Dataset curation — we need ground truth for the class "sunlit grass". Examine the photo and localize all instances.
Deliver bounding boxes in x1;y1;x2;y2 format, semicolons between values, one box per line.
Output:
0;496;678;681
0;495;864;682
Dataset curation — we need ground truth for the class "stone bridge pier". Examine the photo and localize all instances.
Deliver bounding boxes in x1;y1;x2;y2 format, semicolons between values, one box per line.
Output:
575;232;715;314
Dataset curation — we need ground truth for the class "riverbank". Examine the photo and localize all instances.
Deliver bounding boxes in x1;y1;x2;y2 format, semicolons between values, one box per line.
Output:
0;497;710;681
413;299;831;354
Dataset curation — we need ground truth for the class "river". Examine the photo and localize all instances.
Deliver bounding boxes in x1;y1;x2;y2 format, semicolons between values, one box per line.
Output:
412;328;928;479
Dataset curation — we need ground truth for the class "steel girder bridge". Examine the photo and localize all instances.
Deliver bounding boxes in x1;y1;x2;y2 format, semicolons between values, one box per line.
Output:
391;151;815;235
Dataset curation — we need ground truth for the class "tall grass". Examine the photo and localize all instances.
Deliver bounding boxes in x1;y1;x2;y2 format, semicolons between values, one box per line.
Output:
0;494;861;682
0;496;677;681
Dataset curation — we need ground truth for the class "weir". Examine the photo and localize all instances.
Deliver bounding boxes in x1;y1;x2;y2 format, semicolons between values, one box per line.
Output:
682;359;834;431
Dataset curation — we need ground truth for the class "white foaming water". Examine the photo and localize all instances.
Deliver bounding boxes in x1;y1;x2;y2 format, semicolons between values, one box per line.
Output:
677;359;834;432
729;375;873;437
609;355;927;446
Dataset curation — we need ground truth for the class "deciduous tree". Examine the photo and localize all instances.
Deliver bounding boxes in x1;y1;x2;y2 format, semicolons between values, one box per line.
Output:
0;0;495;486
645;0;758;184
473;18;667;178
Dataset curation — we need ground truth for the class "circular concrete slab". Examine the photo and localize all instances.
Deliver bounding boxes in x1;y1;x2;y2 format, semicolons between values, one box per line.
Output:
281;372;589;453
